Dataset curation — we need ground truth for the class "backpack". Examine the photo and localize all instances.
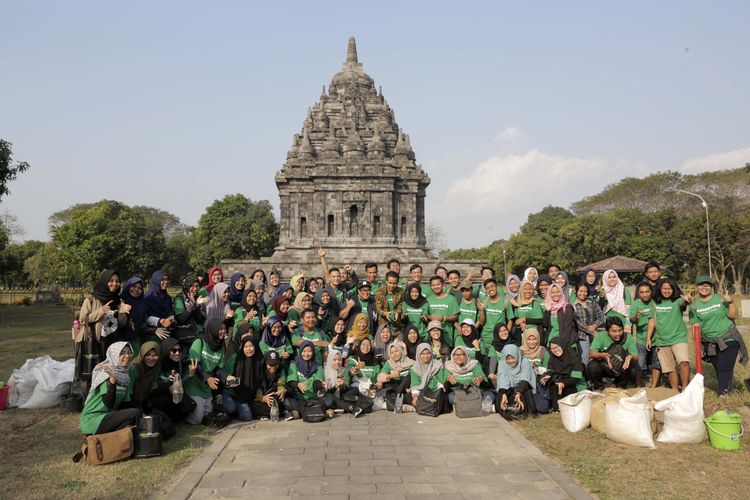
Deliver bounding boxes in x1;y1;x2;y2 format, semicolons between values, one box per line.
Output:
605;341;627;376
453;386;483;418
301;400;327;423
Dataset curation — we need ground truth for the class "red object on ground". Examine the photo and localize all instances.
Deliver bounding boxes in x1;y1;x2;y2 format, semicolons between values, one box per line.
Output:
693;324;703;375
0;384;10;411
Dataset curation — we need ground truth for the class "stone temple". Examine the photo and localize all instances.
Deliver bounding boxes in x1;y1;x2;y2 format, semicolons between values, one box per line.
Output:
224;38;482;278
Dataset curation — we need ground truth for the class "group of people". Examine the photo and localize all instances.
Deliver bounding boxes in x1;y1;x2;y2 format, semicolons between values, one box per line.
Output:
77;250;747;437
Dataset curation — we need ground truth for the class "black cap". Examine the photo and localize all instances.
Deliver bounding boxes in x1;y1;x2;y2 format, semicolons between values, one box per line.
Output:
264;351;280;366
357;279;372;290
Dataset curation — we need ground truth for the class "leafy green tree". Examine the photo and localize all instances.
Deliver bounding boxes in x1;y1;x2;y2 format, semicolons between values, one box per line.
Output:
0;139;30;201
1;240;44;287
192;194;279;270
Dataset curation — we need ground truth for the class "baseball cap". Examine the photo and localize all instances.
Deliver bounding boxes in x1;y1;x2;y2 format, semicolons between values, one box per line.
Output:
461;318;476;327
459;279;473;290
695;275;714;286
357;279;372;290
264;351;281;366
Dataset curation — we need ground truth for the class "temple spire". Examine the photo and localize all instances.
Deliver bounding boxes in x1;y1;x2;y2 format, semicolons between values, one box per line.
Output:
346;36;358;64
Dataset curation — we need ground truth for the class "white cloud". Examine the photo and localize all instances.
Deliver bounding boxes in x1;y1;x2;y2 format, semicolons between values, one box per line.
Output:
431;149;636;248
495;126;524;143
681;147;750;174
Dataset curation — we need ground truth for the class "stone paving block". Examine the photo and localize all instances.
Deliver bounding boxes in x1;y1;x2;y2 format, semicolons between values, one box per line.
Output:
320;483;376;495
296;475;349;488
503;471;549;483
376;465;424;476
349;474;403;484
324;465;373;476
376;483;411;494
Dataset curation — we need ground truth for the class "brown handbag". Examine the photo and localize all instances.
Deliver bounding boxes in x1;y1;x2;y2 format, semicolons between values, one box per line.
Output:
75;427;134;466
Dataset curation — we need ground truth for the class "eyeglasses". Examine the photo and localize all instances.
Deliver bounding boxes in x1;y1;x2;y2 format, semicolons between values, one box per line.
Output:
171;348;181;354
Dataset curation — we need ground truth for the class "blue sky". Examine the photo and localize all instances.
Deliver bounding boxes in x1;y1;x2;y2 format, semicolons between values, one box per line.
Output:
2;1;749;248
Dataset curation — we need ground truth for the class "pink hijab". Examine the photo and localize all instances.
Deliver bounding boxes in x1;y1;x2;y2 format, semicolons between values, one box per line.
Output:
545;283;569;314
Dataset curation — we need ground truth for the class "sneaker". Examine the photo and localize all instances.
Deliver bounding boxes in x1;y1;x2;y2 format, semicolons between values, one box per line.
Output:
260;416;270;421
401;404;416;413
353;407;364;418
284;414;295;422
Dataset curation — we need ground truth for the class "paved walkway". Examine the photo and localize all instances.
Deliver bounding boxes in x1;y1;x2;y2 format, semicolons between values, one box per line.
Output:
166;412;592;500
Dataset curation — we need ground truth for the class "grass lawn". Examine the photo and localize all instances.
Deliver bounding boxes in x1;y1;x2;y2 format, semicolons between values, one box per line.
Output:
0;305;210;499
514;317;750;500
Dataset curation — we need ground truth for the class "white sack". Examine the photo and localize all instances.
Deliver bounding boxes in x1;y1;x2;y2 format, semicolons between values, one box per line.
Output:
654;374;706;444
559;390;600;433
605;390;655;448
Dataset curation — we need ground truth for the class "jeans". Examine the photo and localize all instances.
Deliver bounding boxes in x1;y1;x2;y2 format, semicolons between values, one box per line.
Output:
186;395;212;425
705;341;740;395
222;391;253;421
578;339;591;366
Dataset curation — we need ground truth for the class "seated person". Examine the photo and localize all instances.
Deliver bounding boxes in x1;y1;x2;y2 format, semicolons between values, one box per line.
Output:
540;338;584;411
322;350;365;418
376;340;415;406
223;336;263;422
491;344;536;420
408;343;447;414
588;316;638;390
443;345;491;406
286;340;327;419
251;351;288;420
80;342;142;435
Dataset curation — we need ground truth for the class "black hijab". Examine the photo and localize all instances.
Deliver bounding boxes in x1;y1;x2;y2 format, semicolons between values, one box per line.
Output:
403;323;421;360
121;276;146;332
355;338;377;366
459;322;481;344
93;270;121;307
233;336;262;403
145;269;172;318
403;283;427;308
203;318;225;351
160;337;181;374
579;268;598;298
536;274;553;299
492;322;514;352
229;272;245;304
547;337;583;376
240;289;260;314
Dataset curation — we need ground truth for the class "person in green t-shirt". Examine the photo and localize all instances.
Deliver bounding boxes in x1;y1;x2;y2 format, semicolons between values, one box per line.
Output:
587;316;638;389
291;309;329;363
454;318;482;360
479;278;513;354
286;340;329;419
646;277;691;392
79;342;141;435
443;345;489;406
689;275;746;396
402;283;430;340
629;281;657;387
454;279;480;333
426;276;459;346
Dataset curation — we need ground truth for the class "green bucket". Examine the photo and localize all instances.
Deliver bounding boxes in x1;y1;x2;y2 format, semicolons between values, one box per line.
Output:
704;411;743;451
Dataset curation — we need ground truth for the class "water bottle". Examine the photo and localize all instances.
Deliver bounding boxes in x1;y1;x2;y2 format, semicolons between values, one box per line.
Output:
170;373;184;404
482;394;494;416
341;344;351;359
270;400;280;423
394;393;404;414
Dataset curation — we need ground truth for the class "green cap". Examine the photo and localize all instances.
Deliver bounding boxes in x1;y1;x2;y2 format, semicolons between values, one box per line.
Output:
695;275;714;286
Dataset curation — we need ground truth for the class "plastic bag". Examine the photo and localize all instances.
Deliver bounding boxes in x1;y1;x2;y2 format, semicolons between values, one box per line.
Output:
169;373;183;404
591;388;629;433
9;356;54;407
559;390;600;433
654;374;706;444
19;358;75;409
605;390;655;448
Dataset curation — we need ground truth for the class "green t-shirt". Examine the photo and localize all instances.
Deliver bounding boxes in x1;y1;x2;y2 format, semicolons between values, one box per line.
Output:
259;336;294;357
186;338;226;399
590;331;637;356
454;334;481;359
79;374;135;434
689;294;735;342
402;302;430;340
446;364;486;386
512;299;543;322
346;358;381;385
427;294;460;346
291;328;328;363
481;296;513;351
457;298;479;326
287;362;324;400
408;366;446;393
233;306;262;339
629;299;654;344
381;360;412;382
653;300;688;346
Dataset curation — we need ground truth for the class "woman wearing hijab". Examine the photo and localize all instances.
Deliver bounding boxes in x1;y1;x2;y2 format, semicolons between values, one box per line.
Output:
426;320;452;363
322;350;364;418
264;270;280;306
286;340;326;418
173;274;206;346
77;270;128;360
373;324;395;364
145;338;197;423
580;268;599;301
346;312;371;344
228;272;246;309
523;267;539;289
541;337;585;411
454;318;482;360
233;288;262;341
505;274;521;303
259;316;294;366
313;288;336;335
205;282;233;327
251;351;288;419
402;283;430;340
269;295;292;328
185;318;236;425
443;345;488;406
328;317;349;358
116;276;146;353
403;323;421;361
199;266;224;298
511;279;545;336
80;341;142;435
222;336;262;421
599;269;632;330
289;273;305;299
542;283;577;349
144;270;174;340
288;292;312;325
407;343;446;414
491;344;536;420
536;274;553;300
377;340;415;400
647;277;692;392
520;328;546;368
347;338;381;396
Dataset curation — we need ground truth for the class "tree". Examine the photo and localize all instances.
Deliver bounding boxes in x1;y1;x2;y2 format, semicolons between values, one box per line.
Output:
0;139;30;202
192;194;279;270
1;240;44;287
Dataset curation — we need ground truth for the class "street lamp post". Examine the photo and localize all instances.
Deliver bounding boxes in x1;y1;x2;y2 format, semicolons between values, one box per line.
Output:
678;189;712;278
502;247;507;277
